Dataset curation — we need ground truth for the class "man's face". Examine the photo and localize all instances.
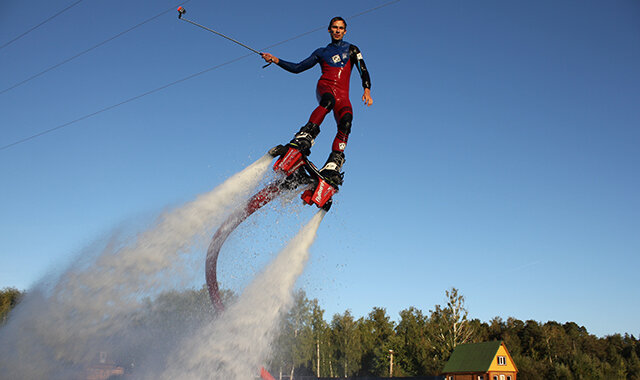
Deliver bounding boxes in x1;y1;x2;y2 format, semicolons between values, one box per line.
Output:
329;20;346;41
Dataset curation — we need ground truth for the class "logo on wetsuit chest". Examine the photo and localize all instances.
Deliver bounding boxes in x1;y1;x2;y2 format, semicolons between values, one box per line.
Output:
331;53;349;64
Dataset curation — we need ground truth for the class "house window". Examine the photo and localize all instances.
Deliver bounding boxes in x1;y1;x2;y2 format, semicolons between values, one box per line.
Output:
500;375;505;380
507;377;512;380
493;376;498;380
478;376;484;380
497;356;507;365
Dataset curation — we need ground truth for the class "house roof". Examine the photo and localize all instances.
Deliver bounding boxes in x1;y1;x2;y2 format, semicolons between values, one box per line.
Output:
442;341;503;373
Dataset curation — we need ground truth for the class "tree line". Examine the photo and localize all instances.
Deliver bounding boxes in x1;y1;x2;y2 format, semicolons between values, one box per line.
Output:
1;286;638;379
268;288;639;379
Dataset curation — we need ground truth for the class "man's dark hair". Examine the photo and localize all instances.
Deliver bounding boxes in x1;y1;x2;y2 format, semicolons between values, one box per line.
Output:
328;16;347;30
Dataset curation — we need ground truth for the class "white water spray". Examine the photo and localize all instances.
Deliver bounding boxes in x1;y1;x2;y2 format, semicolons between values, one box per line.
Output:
0;154;276;379
157;210;325;379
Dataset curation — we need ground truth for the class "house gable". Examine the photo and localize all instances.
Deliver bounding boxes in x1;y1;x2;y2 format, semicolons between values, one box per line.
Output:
488;343;518;373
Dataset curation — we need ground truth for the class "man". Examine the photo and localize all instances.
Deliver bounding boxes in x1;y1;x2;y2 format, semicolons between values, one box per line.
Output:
262;16;372;185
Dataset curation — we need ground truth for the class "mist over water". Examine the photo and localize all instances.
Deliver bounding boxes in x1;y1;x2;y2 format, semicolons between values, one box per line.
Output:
0;154;324;379
157;210;325;379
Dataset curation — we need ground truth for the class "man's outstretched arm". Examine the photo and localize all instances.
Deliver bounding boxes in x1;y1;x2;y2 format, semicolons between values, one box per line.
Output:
261;51;319;74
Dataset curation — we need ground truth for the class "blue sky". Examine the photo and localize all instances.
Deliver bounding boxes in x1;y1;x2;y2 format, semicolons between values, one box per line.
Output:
1;0;639;338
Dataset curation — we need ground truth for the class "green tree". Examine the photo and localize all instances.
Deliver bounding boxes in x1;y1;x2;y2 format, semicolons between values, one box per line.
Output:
603;334;627;379
395;307;431;376
502;317;524;357
521;320;548;361
469;318;490;343
358;307;396;376
274;290;314;379
429;287;474;365
329;310;362;377
626;349;640;380
0;287;23;324
570;351;602;379
513;353;551;380
543;321;573;365
487;316;506;340
308;299;330;377
549;362;574;380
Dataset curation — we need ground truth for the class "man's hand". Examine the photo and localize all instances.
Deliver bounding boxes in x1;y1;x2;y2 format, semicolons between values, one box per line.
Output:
261;53;279;64
362;88;373;107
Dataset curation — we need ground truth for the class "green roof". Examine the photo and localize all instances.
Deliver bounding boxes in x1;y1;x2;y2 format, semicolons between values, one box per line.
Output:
442;341;503;373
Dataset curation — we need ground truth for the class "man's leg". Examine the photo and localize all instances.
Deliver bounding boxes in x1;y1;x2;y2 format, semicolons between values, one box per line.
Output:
320;110;352;185
289;92;335;155
331;111;352;153
309;92;335;126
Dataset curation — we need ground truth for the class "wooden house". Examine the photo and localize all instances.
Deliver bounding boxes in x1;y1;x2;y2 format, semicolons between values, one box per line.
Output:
441;341;518;380
84;351;125;380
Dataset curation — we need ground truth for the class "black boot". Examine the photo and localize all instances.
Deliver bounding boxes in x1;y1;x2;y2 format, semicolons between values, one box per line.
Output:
319;151;345;186
288;122;319;156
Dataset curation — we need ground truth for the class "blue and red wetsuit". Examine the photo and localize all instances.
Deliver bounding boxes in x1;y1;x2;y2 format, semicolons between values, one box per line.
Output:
276;39;371;153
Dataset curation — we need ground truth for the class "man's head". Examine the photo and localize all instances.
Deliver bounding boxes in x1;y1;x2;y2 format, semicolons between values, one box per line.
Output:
328;17;347;41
